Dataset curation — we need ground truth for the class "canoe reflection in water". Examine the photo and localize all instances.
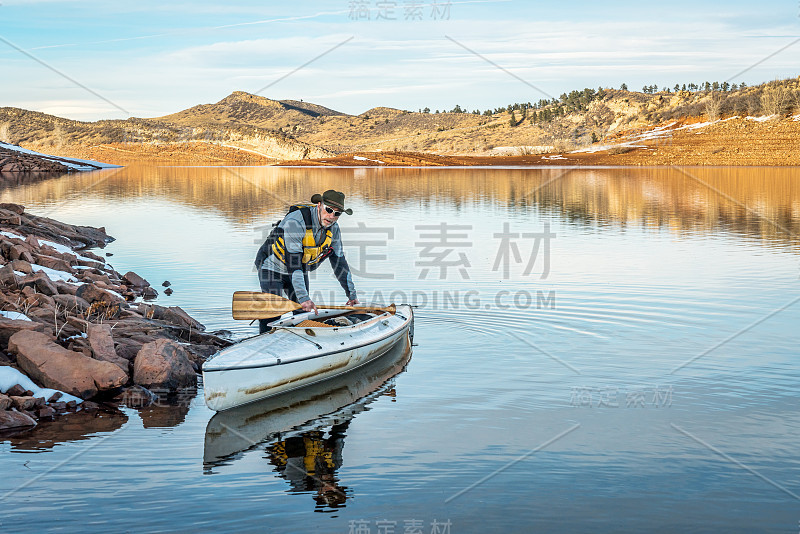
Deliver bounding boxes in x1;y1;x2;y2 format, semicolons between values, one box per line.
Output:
203;333;412;510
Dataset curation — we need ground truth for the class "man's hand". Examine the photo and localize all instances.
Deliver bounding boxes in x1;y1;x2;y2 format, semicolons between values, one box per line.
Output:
346;298;359;306
301;300;318;314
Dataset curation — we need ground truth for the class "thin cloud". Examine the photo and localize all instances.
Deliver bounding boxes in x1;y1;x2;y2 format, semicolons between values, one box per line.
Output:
24;11;350;51
310;83;455;99
21;0;511;51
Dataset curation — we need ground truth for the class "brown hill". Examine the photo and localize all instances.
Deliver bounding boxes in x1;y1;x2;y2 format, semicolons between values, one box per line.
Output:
0;97;333;164
0;76;798;165
154;91;347;128
153;93;493;154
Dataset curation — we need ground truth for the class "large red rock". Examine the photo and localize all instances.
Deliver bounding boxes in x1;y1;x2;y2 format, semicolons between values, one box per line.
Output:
0;317;47;346
0;203;25;215
26;306;57;324
5;384;25;396
133;339;196;391
0;410;36;431
10;259;32;274
34;255;72;272
10;395;36;410
53;294;90;314
122;271;149;288
76;283;123;304
19;271;57;296
95;281;124;294
9;244;34;264
142;287;158;299
34;272;58;296
54;280;78;295
36;405;56;418
0;209;22;225
114;338;144;361
8;330;127;399
79;250;105;263
87;323;129;373
24;293;55;309
162;306;205;331
76;259;104;269
81;272;112;285
0;264;20;286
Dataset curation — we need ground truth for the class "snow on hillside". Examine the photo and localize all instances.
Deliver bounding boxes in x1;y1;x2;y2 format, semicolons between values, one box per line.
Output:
572;117;740;154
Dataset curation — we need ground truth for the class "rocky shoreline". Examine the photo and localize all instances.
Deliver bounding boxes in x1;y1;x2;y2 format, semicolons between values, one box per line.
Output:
0;145;72;173
0;203;232;434
0;141;119;173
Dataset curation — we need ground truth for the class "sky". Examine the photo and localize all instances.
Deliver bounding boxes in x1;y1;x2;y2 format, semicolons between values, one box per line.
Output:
0;0;798;121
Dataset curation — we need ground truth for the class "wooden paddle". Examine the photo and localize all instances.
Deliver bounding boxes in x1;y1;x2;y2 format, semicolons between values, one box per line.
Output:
232;291;396;320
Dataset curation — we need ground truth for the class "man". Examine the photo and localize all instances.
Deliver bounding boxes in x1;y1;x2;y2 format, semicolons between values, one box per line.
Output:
255;190;358;333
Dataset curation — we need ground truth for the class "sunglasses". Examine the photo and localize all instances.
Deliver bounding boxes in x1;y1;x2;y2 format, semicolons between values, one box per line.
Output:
324;205;342;217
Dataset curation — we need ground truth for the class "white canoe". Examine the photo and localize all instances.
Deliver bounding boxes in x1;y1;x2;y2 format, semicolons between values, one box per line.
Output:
202;305;414;411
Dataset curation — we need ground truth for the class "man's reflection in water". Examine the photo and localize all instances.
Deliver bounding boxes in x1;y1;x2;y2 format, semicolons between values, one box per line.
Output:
267;421;350;509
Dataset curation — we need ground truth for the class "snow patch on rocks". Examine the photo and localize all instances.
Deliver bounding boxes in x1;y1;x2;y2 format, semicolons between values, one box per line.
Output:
0;366;83;405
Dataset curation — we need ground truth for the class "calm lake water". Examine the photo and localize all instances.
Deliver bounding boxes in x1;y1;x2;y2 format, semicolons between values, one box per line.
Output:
0;165;798;533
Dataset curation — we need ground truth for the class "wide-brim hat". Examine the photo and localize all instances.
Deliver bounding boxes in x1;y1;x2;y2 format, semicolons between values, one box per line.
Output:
311;190;353;215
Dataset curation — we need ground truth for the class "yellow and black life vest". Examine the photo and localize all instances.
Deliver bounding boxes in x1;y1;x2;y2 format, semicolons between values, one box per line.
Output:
270;204;333;271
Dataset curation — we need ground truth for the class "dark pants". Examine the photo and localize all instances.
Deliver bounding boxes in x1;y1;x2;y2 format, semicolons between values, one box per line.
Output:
258;269;309;334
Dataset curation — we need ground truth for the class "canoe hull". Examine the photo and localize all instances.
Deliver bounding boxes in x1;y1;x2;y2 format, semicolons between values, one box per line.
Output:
203;305;413;411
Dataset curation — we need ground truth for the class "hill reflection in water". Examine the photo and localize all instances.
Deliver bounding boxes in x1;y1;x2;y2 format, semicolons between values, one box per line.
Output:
2;165;798;249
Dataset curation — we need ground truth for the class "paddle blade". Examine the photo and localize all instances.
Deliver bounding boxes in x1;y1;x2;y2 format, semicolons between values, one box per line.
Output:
232;291;300;320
